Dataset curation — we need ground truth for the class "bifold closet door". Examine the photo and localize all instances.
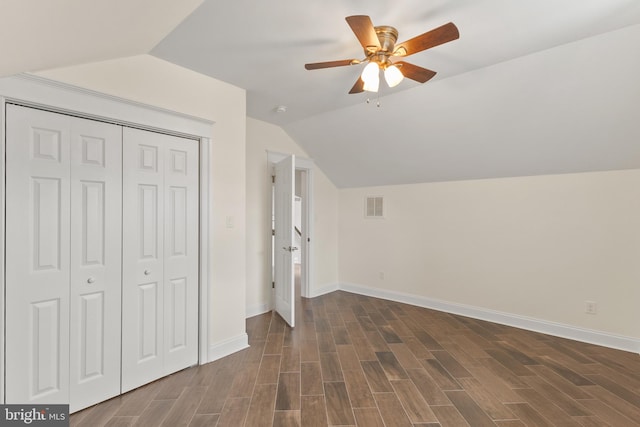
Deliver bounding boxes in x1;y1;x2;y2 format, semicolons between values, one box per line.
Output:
121;127;199;392
68;113;122;412
5;105;122;410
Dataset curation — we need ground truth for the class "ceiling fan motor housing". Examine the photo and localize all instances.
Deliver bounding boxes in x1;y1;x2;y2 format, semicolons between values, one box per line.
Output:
370;26;398;67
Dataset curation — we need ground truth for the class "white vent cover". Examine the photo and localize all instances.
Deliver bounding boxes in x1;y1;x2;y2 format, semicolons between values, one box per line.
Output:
365;196;384;218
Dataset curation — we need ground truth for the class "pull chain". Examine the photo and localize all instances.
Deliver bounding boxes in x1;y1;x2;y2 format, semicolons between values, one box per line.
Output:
365;96;382;107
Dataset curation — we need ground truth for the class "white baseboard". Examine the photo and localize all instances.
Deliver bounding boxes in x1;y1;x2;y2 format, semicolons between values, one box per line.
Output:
245;283;340;318
309;282;339;298
340;282;640;354
207;333;249;363
246;302;271;318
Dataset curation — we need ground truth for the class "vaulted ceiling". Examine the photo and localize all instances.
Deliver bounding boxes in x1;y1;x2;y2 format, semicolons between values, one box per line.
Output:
0;0;203;77
3;0;640;187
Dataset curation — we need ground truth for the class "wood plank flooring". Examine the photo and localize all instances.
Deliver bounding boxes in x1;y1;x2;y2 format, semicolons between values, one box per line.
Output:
71;290;640;426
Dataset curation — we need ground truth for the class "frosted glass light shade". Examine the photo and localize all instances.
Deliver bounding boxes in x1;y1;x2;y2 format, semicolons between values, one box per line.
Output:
361;62;379;81
384;65;404;87
363;76;379;92
361;62;380;92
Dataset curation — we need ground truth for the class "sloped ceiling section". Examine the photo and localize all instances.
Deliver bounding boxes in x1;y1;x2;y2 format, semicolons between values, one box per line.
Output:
284;24;640;187
0;0;203;77
1;0;639;188
152;0;640;187
152;0;640;127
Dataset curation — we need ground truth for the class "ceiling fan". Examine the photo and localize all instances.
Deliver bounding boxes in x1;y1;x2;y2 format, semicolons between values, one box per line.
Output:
305;15;459;94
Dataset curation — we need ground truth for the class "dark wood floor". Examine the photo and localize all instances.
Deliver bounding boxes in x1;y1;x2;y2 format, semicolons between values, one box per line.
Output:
71;289;640;426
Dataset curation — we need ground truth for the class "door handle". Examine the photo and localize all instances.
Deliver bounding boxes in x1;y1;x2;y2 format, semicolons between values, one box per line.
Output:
87;277;96;284
144;269;151;275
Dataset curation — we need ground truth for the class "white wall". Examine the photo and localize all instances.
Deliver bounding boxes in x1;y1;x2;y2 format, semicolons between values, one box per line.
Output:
36;54;248;356
246;118;339;316
31;55;638;356
339;170;640;345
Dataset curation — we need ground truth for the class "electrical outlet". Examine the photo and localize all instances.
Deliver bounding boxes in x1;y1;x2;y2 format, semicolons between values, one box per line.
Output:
585;301;597;315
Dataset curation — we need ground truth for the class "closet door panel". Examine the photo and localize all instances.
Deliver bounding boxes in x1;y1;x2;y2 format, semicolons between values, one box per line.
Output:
69;118;122;412
5;105;71;404
121;128;199;392
164;138;199;373
121;127;165;392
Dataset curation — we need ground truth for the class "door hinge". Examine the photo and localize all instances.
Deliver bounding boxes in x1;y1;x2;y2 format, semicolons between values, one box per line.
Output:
272;281;275;289
272;229;275;236
271;175;275;183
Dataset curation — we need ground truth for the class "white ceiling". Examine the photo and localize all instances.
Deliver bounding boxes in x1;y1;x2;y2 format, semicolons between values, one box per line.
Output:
3;0;640;187
0;0;203;77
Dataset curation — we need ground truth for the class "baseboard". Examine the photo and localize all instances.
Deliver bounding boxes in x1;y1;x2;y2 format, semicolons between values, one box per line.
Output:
245;284;340;318
340;282;640;354
207;333;249;363
246;302;271;318
309;282;339;298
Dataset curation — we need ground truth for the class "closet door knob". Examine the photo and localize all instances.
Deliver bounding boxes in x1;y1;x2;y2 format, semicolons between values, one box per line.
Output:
87;277;96;284
144;269;151;275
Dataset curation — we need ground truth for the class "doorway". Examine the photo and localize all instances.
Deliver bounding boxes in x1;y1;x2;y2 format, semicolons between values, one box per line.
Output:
294;169;308;299
268;151;314;324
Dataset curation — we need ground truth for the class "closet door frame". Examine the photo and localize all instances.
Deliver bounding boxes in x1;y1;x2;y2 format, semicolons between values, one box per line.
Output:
0;74;213;403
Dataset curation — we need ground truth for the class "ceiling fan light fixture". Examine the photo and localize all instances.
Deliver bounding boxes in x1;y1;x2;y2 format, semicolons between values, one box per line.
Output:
361;62;380;92
304;16;459;94
384;64;404;88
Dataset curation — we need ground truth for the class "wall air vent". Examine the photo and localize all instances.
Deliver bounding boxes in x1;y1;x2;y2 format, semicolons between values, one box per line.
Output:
365;196;384;218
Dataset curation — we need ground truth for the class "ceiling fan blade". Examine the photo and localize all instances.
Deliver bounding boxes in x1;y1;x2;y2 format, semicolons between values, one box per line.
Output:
305;59;359;70
395;61;437;83
348;77;364;94
345;15;381;51
394;22;459;56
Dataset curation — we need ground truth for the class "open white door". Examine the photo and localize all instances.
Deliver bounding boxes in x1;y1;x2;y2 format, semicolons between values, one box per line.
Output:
274;155;296;327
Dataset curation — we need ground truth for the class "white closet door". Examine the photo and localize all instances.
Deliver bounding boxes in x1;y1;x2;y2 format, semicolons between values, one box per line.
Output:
5;105;123;409
69;117;122;412
121;127;199;392
5;105;72;405
121;127;165;391
163;135;199;373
